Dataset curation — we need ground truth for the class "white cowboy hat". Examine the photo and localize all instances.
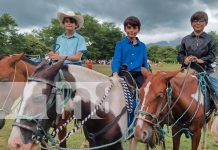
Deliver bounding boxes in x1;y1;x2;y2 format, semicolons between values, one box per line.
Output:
57;11;84;30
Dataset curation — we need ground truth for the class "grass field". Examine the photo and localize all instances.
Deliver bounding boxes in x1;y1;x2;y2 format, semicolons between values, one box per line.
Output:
1;63;218;150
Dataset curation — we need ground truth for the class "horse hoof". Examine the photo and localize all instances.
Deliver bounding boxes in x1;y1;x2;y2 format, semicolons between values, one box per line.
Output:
0;119;5;129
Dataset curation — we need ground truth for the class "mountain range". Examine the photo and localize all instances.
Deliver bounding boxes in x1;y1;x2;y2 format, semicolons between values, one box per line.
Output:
147;38;181;48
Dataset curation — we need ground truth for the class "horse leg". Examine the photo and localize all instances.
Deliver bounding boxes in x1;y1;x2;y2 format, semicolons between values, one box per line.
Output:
57;111;72;148
58;126;67;148
191;130;201;150
172;127;182;150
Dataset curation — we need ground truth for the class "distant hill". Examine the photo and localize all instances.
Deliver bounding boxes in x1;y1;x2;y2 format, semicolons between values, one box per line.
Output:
147;38;181;48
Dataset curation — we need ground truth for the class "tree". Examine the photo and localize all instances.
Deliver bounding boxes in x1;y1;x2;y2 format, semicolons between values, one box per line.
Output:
208;31;218;56
33;18;64;50
147;45;177;63
0;13;19;54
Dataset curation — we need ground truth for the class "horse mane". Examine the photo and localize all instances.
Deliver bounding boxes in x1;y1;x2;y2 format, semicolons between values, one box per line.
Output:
68;65;109;81
0;54;9;60
0;54;38;67
21;56;38;66
34;63;49;74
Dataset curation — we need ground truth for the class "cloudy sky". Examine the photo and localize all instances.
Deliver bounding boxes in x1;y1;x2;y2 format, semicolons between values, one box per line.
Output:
1;0;218;43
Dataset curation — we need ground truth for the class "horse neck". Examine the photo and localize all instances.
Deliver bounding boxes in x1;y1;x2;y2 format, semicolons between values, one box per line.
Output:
170;73;201;116
67;66;128;131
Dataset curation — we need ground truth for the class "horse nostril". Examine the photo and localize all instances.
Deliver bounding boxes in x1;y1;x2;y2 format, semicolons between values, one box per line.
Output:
15;143;21;148
142;130;149;142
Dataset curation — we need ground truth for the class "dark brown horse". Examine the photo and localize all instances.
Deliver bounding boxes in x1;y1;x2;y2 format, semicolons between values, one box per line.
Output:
8;60;138;150
0;53;69;148
134;68;214;150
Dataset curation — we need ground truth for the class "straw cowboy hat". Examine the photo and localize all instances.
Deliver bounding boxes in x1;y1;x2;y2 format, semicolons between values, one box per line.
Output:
57;11;84;30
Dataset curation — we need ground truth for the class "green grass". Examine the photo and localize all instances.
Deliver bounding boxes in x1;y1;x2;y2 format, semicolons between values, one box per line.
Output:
1;64;218;150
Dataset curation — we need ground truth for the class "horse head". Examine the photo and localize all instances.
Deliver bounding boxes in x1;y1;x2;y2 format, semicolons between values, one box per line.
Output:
8;59;72;149
134;70;180;148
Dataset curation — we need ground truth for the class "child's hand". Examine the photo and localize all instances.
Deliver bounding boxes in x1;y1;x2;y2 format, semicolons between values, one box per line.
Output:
48;53;63;60
47;52;55;56
184;56;193;65
113;72;119;78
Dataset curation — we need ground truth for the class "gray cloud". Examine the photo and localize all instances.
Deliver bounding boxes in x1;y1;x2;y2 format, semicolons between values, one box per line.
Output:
0;0;217;42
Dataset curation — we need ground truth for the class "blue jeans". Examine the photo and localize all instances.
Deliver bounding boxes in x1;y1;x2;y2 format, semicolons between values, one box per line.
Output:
209;72;218;101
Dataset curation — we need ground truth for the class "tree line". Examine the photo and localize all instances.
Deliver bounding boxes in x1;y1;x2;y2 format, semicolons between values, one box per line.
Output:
0;13;218;62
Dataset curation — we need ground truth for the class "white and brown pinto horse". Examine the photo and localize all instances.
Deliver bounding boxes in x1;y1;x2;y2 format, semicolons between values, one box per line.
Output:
8;60;139;150
0;53;70;148
134;68;215;150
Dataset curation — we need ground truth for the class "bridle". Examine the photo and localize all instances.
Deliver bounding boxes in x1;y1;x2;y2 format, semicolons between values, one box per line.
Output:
137;91;169;128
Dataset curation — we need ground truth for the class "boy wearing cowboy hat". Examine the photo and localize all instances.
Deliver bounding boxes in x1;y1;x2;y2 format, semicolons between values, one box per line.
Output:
47;11;87;65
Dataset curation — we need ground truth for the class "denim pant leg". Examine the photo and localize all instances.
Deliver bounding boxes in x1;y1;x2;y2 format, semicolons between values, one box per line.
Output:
209;72;218;101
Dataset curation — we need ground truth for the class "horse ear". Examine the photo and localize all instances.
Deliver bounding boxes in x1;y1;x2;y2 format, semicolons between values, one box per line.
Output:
162;70;181;81
46;59;65;76
141;67;150;78
9;52;25;66
36;60;48;70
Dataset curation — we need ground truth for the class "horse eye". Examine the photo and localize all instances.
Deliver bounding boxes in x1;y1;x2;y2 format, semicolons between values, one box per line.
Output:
156;93;164;99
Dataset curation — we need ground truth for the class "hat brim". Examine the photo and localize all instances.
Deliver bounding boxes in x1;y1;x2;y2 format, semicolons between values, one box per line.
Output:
57;12;84;30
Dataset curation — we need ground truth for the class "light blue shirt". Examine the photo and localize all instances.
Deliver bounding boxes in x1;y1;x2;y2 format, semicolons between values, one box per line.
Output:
56;32;87;64
112;36;148;73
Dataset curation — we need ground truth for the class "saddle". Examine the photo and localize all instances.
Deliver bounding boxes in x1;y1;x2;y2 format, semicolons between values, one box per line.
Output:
118;65;138;127
118;64;138;97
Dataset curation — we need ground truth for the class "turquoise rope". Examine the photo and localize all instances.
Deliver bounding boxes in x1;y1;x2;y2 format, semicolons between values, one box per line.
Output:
16;113;42;121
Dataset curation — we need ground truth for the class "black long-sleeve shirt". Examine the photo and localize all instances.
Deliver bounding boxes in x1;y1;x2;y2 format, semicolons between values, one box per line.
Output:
177;32;217;73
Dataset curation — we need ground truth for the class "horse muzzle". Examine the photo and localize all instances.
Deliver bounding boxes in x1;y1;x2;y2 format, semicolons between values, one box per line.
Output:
134;122;153;143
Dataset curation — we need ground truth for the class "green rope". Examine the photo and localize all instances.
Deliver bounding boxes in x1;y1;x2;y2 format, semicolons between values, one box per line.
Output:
172;128;193;138
58;70;73;107
198;72;207;150
16;113;41;122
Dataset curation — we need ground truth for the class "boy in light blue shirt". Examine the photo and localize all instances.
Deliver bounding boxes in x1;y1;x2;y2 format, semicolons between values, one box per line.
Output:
48;11;87;65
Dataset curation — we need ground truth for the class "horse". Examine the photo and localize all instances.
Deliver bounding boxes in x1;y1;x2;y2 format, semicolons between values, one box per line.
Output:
0;53;70;148
0;53;36;128
134;68;215;150
8;59;139;150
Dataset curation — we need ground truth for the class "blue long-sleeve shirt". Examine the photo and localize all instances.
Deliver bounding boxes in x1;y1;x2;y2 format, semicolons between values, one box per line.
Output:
111;36;148;73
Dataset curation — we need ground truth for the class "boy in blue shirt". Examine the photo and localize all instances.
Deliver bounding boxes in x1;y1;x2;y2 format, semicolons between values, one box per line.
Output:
112;16;148;88
47;11;87;65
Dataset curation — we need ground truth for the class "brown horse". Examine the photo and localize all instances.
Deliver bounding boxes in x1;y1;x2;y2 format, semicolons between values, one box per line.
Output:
134;68;214;150
0;53;35;128
0;53;69;148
